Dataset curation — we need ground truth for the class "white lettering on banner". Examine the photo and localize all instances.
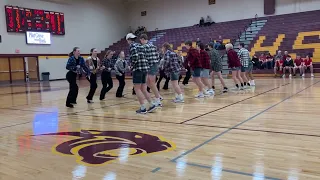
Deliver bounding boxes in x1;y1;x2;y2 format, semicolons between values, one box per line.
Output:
26;31;51;45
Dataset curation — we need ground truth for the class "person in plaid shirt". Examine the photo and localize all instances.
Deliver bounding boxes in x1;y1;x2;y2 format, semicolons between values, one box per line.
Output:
162;42;184;103
139;34;162;107
197;43;214;96
237;43;251;87
185;40;206;98
126;33;156;114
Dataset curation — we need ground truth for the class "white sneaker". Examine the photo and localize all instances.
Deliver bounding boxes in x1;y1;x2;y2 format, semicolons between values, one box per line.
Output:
311;74;314;77
302;74;305;77
282;74;285;78
289;74;292;78
250;81;255;86
207;89;215;96
160;96;164;101
174;97;184;103
195;93;205;98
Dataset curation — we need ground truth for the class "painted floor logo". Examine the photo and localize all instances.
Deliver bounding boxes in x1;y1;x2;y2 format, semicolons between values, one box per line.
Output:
34;130;175;166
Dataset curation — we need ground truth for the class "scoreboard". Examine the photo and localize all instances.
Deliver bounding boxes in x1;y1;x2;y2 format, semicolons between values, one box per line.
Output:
5;5;65;35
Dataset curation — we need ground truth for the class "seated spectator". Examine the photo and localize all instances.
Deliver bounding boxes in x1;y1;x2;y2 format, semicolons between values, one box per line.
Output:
274;57;283;77
252;55;259;69
283;51;289;61
196;38;201;45
214;35;223;50
293;55;303;76
205;16;212;26
266;52;273;69
283;55;293;78
259;53;267;69
303;55;314;77
199;17;205;27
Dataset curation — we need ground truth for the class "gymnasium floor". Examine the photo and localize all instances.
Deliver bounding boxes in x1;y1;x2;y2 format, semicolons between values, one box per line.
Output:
0;77;320;180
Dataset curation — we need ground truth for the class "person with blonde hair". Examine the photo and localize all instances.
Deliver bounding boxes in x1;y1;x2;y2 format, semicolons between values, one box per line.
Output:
86;48;100;103
114;51;128;97
225;43;244;90
162;42;184;103
99;50;114;100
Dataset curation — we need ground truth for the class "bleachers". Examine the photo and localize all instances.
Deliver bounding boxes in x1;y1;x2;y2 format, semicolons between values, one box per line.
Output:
103;10;320;75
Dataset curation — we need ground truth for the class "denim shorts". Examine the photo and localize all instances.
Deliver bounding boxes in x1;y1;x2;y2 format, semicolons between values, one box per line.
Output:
241;66;248;72
231;67;240;71
192;68;202;77
200;69;210;78
132;70;147;84
170;72;180;81
148;63;159;76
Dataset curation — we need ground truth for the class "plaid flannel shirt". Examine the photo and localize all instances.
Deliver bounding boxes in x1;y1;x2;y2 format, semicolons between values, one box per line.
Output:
163;50;181;76
143;42;160;66
199;49;211;69
66;56;90;75
129;42;149;72
209;49;222;69
101;58;114;72
187;47;202;70
237;48;250;68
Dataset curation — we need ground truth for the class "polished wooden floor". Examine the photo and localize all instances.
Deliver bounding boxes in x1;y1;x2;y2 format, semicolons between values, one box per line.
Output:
0;77;320;180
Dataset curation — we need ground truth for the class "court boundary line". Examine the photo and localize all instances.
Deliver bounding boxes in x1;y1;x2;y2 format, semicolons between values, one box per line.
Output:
180;83;290;124
72;114;320;138
151;80;319;178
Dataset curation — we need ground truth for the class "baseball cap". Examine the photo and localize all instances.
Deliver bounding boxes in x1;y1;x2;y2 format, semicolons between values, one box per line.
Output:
126;33;137;40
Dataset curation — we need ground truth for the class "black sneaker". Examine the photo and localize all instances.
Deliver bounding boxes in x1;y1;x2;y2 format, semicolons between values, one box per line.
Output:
136;108;147;114
87;100;94;103
147;105;157;113
223;87;228;93
66;104;74;108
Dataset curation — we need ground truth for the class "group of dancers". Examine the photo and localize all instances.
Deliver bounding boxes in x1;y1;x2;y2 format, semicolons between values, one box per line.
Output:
65;33;255;113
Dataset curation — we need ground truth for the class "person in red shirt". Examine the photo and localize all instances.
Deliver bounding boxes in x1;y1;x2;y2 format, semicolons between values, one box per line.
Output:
302;55;314;77
293;55;303;76
274;57;284;77
226;43;244;90
266;52;273;69
185;41;206;98
258;53;267;69
197;43;214;95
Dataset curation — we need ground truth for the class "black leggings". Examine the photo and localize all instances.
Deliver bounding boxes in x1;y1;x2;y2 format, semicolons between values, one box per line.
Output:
116;74;125;97
86;73;97;100
182;67;191;85
66;71;78;105
100;71;113;100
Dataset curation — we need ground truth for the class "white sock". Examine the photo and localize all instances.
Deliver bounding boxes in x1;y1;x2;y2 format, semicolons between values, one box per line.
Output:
140;104;146;110
179;94;183;99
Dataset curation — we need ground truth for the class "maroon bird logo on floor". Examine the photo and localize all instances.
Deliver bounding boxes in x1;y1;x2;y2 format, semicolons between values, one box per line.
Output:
34;130;175;166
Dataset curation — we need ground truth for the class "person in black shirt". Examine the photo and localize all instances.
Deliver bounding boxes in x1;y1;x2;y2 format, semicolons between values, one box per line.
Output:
65;47;90;108
100;50;114;100
85;48;100;103
283;55;294;78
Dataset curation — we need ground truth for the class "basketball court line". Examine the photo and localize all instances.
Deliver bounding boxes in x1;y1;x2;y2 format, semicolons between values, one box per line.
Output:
180;83;290;124
74;114;320;138
151;80;320;178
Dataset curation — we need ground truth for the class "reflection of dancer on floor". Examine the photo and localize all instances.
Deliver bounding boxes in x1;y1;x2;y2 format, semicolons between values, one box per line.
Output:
208;43;228;93
162;43;184;103
86;48;100;103
66;47;91;108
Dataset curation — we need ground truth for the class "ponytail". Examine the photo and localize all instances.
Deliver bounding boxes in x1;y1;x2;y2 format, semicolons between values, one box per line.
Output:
69;47;79;57
68;51;73;57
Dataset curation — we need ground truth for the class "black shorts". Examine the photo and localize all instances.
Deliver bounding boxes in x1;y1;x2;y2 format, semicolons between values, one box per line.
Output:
132;70;147;84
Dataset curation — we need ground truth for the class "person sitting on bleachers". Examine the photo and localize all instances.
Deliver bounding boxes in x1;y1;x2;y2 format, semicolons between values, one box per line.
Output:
196;38;201;45
199;17;205;27
293;55;303;77
205;16;212;26
302;55;314;77
282;55;293;78
266;52;273;69
274;57;283;77
214;35;223;50
258;53;266;69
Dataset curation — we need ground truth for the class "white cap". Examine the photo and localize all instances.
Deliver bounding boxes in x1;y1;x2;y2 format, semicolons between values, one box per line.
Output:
126;33;137;40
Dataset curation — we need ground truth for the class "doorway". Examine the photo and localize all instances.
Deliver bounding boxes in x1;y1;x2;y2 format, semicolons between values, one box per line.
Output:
0;56;39;84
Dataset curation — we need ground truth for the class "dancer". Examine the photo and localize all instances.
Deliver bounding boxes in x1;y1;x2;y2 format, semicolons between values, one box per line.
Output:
177;51;184;84
225;43;244;90
162;42;184;103
126;33;156;114
114;51;127;97
247;57;255;86
157;52;170;91
184;41;206;98
207;43;228;92
238;43;250;87
66;47;90;108
139;34;162;107
86;48;100;103
100;50;114;100
197;43;214;95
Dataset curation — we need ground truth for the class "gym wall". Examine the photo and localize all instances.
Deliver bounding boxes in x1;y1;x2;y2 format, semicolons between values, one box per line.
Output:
126;0;320;31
